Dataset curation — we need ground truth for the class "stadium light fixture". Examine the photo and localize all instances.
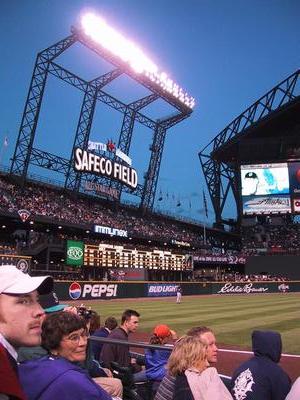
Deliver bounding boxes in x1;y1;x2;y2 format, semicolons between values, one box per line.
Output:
81;12;195;110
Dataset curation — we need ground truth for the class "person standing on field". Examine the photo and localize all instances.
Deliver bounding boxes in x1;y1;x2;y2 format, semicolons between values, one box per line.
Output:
176;285;182;304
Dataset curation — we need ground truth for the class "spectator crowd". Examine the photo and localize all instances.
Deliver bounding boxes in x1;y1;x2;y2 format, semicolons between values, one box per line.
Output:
0;175;236;251
241;215;300;256
0;264;299;400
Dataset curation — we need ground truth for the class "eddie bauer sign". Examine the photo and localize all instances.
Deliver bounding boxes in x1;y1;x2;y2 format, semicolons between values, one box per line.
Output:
217;282;269;294
74;148;138;190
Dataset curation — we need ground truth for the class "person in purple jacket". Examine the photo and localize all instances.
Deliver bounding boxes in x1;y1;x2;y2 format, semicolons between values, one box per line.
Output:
19;312;112;400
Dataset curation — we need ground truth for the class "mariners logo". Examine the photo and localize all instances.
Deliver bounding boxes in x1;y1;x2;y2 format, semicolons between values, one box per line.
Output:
16;259;29;273
233;368;254;400
69;282;82;300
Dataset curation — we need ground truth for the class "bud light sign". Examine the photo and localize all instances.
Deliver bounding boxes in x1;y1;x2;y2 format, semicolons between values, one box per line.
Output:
147;283;178;297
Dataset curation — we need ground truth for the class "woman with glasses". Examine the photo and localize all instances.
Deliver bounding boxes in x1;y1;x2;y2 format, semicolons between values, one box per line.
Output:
18;312;113;400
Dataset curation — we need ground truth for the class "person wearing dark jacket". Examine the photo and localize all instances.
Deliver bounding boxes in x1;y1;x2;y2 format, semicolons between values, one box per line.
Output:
230;330;291;400
91;317;118;362
174;374;194;400
100;309;140;371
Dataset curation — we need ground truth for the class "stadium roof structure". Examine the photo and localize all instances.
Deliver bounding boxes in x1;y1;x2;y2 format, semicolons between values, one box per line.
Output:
199;69;300;228
10;12;194;211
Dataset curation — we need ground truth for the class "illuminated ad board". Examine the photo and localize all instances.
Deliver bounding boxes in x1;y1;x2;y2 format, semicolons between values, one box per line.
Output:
241;163;292;215
288;162;300;214
74;146;138;190
66;240;84;266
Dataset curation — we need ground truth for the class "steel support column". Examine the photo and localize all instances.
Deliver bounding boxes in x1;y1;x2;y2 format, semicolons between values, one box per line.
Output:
109;94;159;200
10;35;77;180
65;68;123;192
141;124;167;210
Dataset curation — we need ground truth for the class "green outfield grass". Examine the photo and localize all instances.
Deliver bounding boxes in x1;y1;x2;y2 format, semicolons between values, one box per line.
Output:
83;293;300;354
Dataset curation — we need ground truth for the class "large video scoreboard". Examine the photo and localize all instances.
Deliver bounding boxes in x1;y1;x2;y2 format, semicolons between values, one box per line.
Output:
84;243;193;270
241;161;300;215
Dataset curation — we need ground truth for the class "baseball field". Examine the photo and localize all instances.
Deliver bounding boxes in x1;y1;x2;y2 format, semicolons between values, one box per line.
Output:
80;292;300;355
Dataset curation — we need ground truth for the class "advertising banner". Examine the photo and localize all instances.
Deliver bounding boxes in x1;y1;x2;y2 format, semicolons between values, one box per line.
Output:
52;281;300;301
242;195;291;215
213;281;300;294
288;162;300;195
194;255;246;265
66;240;84;266
0;257;31;273
147;283;178;297
54;281;145;301
94;225;128;237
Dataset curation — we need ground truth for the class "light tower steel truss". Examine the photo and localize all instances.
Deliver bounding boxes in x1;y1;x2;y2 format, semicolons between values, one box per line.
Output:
199;69;300;228
11;29;192;211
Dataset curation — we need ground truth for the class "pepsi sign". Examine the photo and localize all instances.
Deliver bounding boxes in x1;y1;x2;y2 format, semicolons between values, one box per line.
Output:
69;282;82;299
68;282;118;299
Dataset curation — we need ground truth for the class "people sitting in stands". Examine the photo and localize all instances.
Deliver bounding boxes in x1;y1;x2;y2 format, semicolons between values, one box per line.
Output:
18;298;122;399
133;324;177;385
101;309;141;372
17;291;69;363
155;326;219;400
91;315;118;362
0;175;223;249
230;330;291;400
168;335;232;400
0;265;53;400
19;312;114;400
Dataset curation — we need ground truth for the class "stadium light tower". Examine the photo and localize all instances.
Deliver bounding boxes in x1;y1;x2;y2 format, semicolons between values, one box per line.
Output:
10;10;195;212
80;12;195;110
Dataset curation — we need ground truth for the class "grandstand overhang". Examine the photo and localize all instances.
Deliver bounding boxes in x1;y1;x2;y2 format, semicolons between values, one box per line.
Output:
211;97;300;165
199;69;300;228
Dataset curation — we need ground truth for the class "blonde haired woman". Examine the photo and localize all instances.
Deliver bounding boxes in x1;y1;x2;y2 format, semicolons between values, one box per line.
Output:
168;335;232;400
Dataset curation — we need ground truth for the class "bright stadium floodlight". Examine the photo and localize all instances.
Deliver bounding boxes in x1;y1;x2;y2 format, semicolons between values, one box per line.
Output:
81;12;195;110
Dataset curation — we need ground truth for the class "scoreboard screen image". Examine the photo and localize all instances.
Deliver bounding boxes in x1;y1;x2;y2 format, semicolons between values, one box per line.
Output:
241;163;289;197
241;162;300;215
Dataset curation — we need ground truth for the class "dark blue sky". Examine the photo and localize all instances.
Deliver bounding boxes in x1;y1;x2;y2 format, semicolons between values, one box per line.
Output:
1;0;299;224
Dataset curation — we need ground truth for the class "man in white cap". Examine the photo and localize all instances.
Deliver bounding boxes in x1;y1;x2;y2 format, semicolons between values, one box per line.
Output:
0;264;53;400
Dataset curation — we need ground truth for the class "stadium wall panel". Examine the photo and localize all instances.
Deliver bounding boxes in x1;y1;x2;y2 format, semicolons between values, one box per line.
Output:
245;255;300;279
54;280;300;301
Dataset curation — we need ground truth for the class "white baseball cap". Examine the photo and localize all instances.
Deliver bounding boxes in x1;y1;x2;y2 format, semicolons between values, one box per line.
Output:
0;265;53;295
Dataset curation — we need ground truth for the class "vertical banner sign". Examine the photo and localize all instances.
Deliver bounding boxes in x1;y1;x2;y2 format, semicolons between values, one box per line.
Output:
66;240;84;266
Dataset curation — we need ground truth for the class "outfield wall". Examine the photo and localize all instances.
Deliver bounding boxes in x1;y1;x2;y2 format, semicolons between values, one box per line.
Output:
245;255;300;279
54;280;300;301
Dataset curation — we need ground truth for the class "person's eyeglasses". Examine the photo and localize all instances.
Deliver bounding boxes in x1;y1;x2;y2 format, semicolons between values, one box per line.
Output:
63;330;89;344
